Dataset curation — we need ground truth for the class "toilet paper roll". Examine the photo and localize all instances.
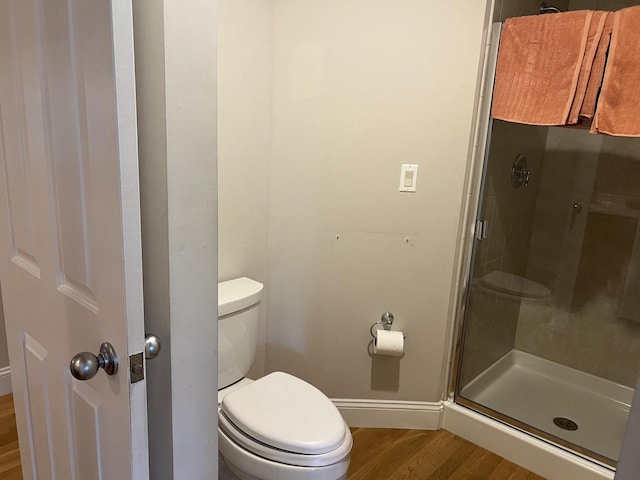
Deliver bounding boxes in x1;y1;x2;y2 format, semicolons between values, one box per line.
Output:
373;330;404;356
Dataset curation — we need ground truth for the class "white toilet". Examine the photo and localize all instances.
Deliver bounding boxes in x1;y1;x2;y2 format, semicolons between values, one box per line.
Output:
217;277;352;480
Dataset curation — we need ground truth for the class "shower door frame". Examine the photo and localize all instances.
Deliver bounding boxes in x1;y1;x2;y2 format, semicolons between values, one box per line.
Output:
447;22;618;471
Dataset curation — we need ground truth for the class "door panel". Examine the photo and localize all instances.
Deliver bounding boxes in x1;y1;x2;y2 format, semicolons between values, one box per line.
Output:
69;380;104;480
22;333;54;480
0;1;147;479
0;0;40;278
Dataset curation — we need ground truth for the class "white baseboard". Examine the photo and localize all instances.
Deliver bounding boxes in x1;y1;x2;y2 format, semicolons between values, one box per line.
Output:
443;402;614;480
0;367;12;396
331;399;443;430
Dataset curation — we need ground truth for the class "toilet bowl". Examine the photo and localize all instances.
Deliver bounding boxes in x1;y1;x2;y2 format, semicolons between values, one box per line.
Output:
218;278;352;480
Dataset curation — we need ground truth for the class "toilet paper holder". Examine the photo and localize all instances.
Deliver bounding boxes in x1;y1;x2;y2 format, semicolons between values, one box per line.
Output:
370;312;405;339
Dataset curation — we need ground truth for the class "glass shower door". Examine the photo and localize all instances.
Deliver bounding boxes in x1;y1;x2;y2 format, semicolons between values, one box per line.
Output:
456;120;640;467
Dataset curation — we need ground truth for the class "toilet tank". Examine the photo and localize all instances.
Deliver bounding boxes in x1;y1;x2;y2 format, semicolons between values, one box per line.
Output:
218;277;263;389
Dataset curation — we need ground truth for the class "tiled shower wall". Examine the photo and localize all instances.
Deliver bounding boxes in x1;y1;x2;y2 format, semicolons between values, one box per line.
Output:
568;0;640;10
475;121;548;279
493;0;639;23
493;0;569;22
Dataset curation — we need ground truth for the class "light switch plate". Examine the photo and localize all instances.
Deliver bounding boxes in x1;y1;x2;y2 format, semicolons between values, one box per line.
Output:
399;164;418;192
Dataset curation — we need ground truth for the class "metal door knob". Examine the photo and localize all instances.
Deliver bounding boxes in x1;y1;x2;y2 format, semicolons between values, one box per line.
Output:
70;342;119;380
145;334;161;360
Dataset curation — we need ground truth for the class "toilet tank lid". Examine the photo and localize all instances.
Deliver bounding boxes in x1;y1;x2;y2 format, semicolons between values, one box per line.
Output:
218;277;264;317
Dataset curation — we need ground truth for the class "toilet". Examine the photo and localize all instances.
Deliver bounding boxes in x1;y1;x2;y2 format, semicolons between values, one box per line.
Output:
217;277;352;480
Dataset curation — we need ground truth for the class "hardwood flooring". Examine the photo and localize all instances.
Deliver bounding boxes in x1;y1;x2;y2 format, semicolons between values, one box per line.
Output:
0;394;21;480
348;428;547;480
0;394;545;479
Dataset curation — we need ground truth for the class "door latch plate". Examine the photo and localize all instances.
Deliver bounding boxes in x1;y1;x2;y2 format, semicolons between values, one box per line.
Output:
130;352;144;383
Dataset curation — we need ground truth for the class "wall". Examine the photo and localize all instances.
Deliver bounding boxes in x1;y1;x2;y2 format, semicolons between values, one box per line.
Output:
493;0;569;22
0;289;9;369
568;0;640;10
218;0;273;378
264;0;489;402
133;1;219;478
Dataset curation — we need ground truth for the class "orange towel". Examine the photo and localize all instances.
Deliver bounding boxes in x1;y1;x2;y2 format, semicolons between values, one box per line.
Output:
492;11;593;126
580;13;613;120
568;11;608;124
593;7;640;137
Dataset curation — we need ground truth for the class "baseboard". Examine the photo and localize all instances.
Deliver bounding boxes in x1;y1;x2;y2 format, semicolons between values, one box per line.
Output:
0;367;12;396
331;398;443;430
443;402;614;480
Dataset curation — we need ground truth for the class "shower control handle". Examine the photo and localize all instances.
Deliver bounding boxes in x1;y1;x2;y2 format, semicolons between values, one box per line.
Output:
511;154;531;189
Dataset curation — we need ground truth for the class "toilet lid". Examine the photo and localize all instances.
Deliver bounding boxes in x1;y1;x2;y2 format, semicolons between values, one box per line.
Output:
220;371;347;455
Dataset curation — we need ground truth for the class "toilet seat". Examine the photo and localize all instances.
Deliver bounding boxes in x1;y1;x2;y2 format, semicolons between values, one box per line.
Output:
219;412;352;467
220;372;347;455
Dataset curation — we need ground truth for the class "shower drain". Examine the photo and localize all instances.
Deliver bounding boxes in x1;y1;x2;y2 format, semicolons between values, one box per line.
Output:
553;417;579;431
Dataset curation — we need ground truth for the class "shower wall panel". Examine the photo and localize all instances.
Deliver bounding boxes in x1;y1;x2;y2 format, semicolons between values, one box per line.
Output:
493;0;570;22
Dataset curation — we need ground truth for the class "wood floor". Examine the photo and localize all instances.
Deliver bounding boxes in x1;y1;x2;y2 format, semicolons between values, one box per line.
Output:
0;394;21;480
0;394;545;479
348;428;546;480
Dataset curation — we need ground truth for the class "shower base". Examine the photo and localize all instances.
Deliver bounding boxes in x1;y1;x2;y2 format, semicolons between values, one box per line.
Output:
459;349;633;463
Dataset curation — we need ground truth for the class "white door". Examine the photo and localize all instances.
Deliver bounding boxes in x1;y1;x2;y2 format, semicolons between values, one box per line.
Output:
0;1;148;479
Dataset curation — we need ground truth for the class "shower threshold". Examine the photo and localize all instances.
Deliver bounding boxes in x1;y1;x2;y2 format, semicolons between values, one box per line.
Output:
459;350;633;463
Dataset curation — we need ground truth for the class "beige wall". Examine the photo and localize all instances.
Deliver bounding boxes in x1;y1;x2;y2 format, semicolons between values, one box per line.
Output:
218;0;273;378
134;0;219;476
0;288;8;369
264;0;489;402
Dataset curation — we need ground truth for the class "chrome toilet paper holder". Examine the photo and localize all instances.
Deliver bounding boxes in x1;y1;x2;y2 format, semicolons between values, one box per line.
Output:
370;312;399;339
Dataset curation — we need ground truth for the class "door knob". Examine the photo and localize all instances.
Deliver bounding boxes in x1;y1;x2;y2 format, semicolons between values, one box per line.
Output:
145;334;161;360
69;342;119;380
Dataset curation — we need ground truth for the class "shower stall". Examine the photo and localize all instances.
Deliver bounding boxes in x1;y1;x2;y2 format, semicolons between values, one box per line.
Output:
452;3;640;472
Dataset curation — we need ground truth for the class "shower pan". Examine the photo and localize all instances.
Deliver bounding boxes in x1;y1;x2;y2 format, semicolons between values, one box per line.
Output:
451;15;640;471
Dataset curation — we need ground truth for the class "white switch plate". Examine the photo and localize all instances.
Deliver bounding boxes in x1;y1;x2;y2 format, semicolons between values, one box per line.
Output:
399;164;418;192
